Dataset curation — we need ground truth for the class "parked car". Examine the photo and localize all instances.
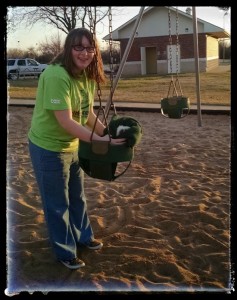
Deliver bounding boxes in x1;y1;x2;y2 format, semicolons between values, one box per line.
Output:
7;58;48;80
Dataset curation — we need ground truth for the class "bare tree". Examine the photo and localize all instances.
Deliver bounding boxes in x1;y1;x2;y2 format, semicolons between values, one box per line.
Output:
7;48;24;59
8;6;110;35
37;33;63;58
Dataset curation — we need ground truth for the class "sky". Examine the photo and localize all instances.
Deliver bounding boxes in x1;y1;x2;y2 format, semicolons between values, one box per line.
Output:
6;6;231;50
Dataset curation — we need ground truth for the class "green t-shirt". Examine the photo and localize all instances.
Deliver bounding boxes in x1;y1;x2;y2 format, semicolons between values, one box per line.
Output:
28;64;95;152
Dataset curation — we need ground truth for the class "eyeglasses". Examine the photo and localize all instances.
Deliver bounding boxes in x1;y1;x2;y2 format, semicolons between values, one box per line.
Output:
72;45;95;53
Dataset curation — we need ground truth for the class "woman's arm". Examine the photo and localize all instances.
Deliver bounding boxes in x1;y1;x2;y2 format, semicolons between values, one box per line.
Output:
54;109;125;144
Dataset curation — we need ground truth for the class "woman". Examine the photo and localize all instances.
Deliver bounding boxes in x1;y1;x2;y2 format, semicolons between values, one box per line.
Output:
28;28;125;270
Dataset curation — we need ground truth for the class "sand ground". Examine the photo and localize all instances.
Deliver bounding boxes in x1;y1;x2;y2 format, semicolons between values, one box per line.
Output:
6;106;232;295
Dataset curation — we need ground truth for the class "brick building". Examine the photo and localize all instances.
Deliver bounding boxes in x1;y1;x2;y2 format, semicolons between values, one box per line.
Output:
103;7;230;76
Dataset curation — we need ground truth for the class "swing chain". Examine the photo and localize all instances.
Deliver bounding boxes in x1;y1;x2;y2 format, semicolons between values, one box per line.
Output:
88;6;94;35
87;7;103;104
161;7;190;119
167;7;183;98
108;7;117;116
168;7;173;75
87;7;109;140
175;7;183;96
167;7;177;98
175;7;180;75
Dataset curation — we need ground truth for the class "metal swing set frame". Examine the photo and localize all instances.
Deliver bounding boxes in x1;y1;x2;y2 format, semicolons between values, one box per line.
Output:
78;6;202;181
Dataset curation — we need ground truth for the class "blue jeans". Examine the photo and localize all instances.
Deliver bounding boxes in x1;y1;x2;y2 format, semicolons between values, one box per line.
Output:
28;140;94;261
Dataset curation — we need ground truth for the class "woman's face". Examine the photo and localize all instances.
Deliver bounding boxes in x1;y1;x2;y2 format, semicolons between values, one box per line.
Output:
71;35;95;72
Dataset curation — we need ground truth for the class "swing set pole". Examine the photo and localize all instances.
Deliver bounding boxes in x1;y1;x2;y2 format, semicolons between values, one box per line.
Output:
192;6;202;127
104;6;145;119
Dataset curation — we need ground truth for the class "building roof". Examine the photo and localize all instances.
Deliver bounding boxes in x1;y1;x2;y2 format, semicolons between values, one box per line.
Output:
103;6;230;40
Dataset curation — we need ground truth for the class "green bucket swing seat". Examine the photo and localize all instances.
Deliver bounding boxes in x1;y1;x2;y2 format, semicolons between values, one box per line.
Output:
79;114;142;181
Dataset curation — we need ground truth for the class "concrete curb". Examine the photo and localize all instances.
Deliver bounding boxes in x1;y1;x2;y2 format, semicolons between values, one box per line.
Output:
8;99;230;115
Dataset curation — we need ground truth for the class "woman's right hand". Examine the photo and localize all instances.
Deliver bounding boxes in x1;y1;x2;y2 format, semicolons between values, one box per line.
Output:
110;137;126;145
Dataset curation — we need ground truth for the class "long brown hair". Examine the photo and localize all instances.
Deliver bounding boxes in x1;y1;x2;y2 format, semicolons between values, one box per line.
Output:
51;28;106;83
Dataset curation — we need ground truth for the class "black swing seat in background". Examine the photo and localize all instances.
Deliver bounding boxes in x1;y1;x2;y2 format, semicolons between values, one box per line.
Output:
160;75;190;119
161;95;190;119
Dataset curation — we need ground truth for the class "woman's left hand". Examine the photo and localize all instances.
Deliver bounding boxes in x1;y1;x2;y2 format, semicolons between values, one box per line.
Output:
110;137;127;145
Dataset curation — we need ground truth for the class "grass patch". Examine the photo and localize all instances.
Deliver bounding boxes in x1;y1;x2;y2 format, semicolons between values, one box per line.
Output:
8;71;230;106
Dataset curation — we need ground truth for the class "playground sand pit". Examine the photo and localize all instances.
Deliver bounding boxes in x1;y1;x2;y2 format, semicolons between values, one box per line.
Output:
6;106;232;295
